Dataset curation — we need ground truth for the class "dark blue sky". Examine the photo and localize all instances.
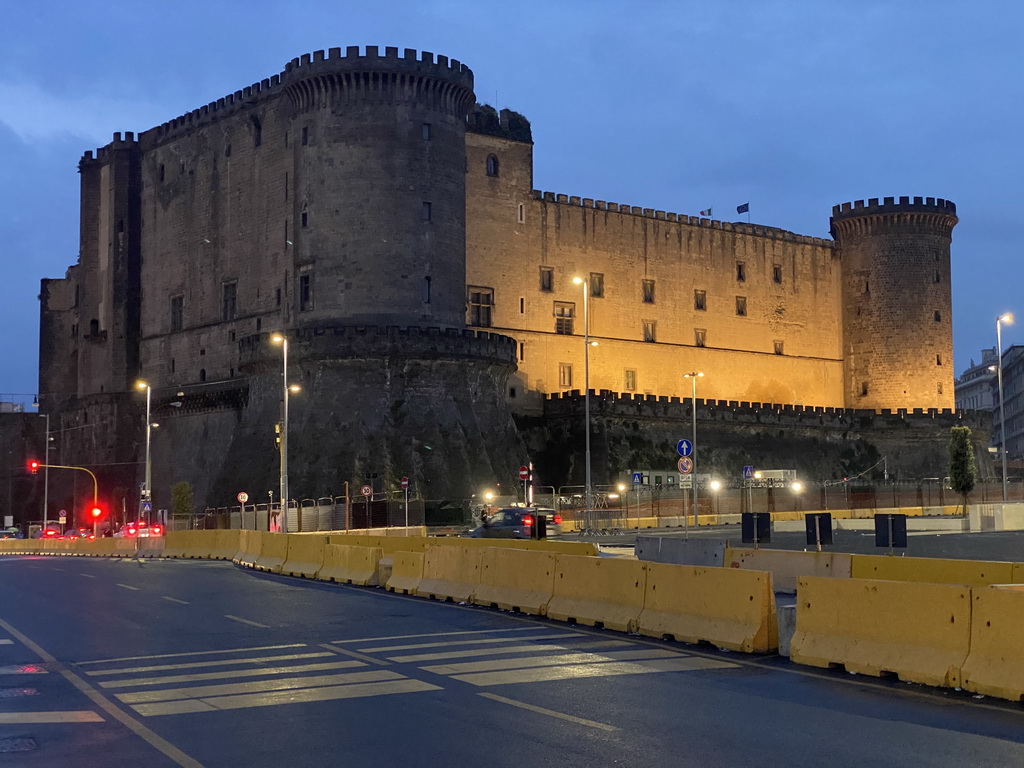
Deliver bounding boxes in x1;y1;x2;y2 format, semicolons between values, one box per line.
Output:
2;0;1020;405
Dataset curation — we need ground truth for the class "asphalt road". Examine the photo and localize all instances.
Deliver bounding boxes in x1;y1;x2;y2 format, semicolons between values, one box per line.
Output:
1;555;1024;767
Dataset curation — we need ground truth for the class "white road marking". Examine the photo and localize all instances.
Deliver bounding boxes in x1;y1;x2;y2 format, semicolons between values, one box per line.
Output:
0;639;13;645
452;656;737;687
99;660;365;689
388;640;630;664
162;596;190;605
78;643;305;666
84;652;333;676
420;648;681;676
0;710;104;724
359;632;581;653
331;627;543;644
224;615;270;628
479;692;618;731
117;584;141;591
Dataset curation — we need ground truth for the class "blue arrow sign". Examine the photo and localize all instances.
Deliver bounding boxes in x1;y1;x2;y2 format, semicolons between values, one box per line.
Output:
743;465;755;479
631;472;643;485
676;439;693;458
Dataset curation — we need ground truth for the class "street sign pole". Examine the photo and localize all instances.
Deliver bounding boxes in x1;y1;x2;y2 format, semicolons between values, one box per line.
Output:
401;477;410;532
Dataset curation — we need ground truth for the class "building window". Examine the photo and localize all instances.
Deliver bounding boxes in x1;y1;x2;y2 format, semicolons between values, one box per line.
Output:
284;219;289;246
937;354;942;366
643;320;656;342
625;369;637;392
225;144;232;158
938;382;944;395
737;262;746;282
284;131;288;147
486;155;500;177
695;328;706;347
302;126;308;146
934;270;940;283
276;288;282;307
736;296;747;316
199;368;207;382
518;342;524;361
540;267;554;292
559;363;573;388
773;264;782;284
554;302;575;335
774;340;784;355
518;203;525;224
284;173;288;201
170;295;183;332
158;164;165;182
934;310;941;322
299;273;313;312
861;381;869;396
590;273;604;298
301;205;308;228
519;297;525;314
252;116;262;148
422;202;432;221
222;282;237;321
642;279;655;304
423;276;432;304
421;123;431;140
170;358;175;373
468;287;494;327
256;318;262;331
509;387;516;398
864;280;870;294
694;290;706;311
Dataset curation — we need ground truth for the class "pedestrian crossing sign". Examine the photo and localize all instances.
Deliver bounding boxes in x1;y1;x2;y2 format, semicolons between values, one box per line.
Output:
631;472;643;485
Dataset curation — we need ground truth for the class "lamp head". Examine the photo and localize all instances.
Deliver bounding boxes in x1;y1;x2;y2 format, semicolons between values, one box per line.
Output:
710;480;722;492
572;277;584;286
288;384;302;393
271;333;285;345
999;313;1014;325
135;380;149;391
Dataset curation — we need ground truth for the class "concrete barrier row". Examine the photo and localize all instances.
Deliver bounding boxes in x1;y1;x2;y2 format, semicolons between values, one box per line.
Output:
0;537;167;557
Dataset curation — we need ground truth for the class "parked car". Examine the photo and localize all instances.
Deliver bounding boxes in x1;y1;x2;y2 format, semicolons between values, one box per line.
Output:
468;507;562;539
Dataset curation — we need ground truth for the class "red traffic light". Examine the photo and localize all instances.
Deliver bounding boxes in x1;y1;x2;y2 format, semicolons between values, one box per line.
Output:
28;460;39;475
90;507;103;519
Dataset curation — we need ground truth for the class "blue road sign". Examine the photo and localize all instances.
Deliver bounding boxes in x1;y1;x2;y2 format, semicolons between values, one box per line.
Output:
676;439;693;458
743;465;755;479
141;501;153;514
631;472;644;485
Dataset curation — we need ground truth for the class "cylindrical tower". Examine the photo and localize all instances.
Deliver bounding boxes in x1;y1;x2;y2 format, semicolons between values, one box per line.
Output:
831;196;958;410
281;46;475;328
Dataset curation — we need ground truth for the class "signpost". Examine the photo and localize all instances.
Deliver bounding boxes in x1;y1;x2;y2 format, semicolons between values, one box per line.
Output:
58;510;67;534
676;439;693;457
237;492;249;529
518;465;530;507
677;457;693;474
401;477;409;532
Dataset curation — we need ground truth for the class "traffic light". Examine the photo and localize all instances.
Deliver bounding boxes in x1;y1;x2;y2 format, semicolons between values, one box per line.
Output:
28;460;39;475
90;506;103;520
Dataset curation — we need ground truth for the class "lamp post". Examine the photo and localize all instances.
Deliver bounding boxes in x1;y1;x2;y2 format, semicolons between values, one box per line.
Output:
572;276;599;529
135;381;152;521
31;407;50;532
997;313;1013;502
683;371;704;533
271;334;301;533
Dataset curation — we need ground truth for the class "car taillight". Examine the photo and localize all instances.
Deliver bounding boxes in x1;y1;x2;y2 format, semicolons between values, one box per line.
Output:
87;534;95;540
553;515;562;524
522;515;532;526
127;528;137;535
152;526;162;535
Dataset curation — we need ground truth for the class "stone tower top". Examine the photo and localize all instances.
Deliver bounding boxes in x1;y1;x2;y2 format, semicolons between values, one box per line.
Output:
830;196;958;237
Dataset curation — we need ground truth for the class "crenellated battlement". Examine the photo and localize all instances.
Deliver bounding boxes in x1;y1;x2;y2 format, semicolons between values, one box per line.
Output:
79;131;140;168
283;45;472;83
831;196;957;220
529;190;834;249
830;196;958;239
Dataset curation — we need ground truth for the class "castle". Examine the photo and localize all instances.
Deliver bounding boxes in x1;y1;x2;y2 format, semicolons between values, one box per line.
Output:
37;46;974;517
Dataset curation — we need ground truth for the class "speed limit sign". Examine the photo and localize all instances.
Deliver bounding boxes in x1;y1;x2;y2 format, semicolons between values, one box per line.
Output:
237;492;249;503
360;485;372;497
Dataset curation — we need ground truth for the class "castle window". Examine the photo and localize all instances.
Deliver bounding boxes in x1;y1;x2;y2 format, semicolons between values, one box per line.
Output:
519;297;525;314
486;155;500;177
736;262;746;282
222;281;237;321
284;131;288;147
423;276;432;304
642;279;655;304
934;270;940;283
180;162;185;175
276;288;282;307
590;273;604;298
301;205;308;228
774;340;784;355
225;144;232;158
421;123;431;141
773;264;782;284
89;319;99;336
229;331;236;342
468;287;494;327
554;302;575;335
299;273;313;312
934;310;941;322
170;295;183;332
694;290;706;311
625;369;637;392
936;354;942;366
643;320;656;343
158;164;165;182
256;318;262;331
864;280;869;294
422;202;432;221
938;382;944;395
284;220;289;246
519;342;525;361
861;382;869;396
170;358;175;373
251;116;262;148
518;203;525;224
509;387;516;399
559;363;573;388
302;126;308;146
695;328;706;347
736;296;747;316
200;369;207;383
284;173;288;201
540;267;554;292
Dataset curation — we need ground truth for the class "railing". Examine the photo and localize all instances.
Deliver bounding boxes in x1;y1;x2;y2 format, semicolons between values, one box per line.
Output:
194;493;426;532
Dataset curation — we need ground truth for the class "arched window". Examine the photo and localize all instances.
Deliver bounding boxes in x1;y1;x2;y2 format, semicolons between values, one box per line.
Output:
89;319;99;336
486;155;499;177
199;368;207;382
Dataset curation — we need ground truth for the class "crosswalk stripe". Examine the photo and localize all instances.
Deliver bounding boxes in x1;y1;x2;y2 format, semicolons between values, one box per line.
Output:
84;652;334;676
387;640;630;664
132;678;441;717
450;656;738;687
331;628;539;645
77;643;306;666
98;660;366;689
359;632;581;653
420;648;681;676
115;669;404;704
0;711;104;724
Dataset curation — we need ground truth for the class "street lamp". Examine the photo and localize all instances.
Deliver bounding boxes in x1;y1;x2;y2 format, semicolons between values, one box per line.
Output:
271;333;301;533
997;313;1013;502
572;276;599;528
135;381;152;520
682;372;704;533
31;404;50;532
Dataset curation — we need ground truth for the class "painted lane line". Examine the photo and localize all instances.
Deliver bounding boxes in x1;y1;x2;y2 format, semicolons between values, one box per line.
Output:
452;656;737;687
132;678;441;717
0;711;104;724
320;644;391;666
78;643;306;666
358;632;583;653
115;669;404;704
162;596;190;605
224;615;270;629
387;640;631;664
0;639;13;645
420;648;683;676
479;692;618;732
117;583;141;591
331;627;544;644
0;616;206;768
99;660;366;689
0;664;48;675
79;573;96;579
84;652;334;677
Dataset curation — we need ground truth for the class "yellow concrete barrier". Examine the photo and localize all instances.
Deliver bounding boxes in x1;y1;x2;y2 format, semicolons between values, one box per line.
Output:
791;576;971;687
136;537;165;558
386;551;425;594
114;539;137;556
417;545;482;602
162;531;193;558
254;532;289;573
234;529;262;567
280;534;327;578
317;545;384;586
208;529;240;560
638;563;778;652
182;530;217;559
473;548;556;616
427;537;598;557
547;556;646;633
851;554;1015;586
725;547;852;593
961;585;1024;701
329;534;426;555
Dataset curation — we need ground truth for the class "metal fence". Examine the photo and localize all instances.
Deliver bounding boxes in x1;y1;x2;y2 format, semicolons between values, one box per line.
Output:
189;492;425;532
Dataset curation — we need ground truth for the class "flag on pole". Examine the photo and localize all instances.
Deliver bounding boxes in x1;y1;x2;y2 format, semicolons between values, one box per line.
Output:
699;207;712;217
736;202;749;214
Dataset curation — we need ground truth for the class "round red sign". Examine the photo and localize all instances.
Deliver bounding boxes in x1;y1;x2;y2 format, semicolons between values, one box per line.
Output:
519;465;529;481
360;485;372;497
401;477;409;489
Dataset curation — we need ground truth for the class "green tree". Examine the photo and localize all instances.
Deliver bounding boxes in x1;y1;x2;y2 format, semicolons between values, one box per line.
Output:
948;426;977;511
171;481;195;520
